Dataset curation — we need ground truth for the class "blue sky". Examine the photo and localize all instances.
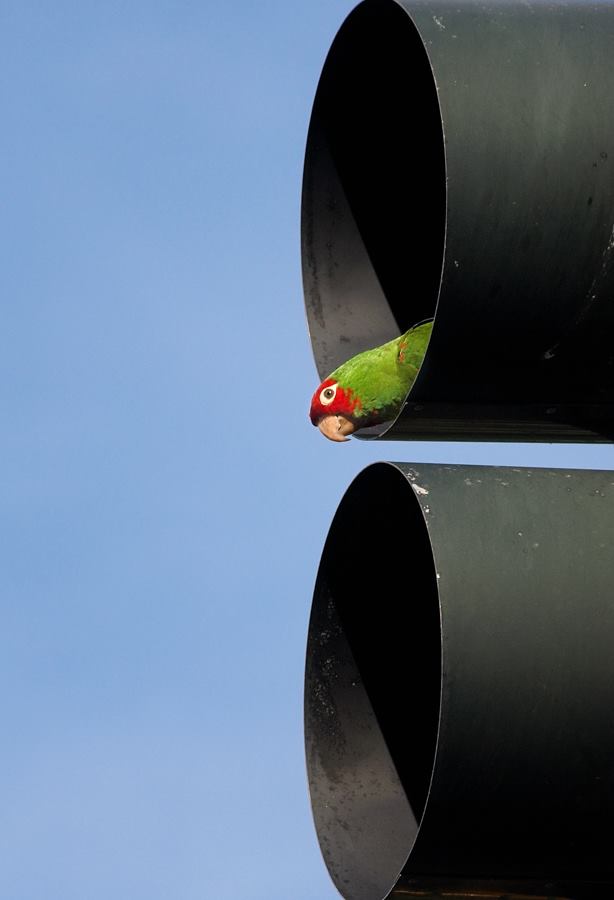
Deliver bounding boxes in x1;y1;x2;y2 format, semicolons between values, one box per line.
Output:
1;2;613;898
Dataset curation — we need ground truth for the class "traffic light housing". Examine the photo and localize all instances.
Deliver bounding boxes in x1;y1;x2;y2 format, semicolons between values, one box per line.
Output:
305;462;614;899
302;0;614;441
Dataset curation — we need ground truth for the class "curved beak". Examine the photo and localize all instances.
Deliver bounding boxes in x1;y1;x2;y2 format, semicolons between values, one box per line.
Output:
317;414;355;443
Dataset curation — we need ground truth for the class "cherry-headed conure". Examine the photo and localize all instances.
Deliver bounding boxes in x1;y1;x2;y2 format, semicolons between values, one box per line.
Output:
309;320;432;442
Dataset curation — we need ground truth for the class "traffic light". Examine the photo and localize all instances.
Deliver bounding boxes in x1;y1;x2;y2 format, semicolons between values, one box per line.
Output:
305;463;614;899
302;0;614;442
301;2;614;898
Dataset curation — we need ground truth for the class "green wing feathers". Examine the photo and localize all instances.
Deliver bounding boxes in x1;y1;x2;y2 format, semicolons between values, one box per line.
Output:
330;320;432;425
397;320;432;385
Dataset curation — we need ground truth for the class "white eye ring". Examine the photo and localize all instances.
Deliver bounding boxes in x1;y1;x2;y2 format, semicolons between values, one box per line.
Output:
320;384;337;406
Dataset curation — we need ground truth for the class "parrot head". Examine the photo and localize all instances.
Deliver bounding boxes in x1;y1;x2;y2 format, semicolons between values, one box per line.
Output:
309;379;363;442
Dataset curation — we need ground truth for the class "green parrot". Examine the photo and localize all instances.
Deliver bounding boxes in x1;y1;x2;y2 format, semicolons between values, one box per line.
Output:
309;320;432;442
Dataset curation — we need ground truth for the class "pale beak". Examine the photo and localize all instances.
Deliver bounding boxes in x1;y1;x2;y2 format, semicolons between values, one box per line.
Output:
317;414;355;443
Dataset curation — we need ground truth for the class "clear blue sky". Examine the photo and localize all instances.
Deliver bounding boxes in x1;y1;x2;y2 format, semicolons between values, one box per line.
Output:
1;2;612;898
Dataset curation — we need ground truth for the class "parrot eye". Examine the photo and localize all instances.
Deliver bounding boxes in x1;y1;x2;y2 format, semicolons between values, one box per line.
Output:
320;384;337;406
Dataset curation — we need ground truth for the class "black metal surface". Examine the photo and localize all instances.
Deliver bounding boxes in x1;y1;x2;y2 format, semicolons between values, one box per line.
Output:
301;0;614;442
305;463;614;899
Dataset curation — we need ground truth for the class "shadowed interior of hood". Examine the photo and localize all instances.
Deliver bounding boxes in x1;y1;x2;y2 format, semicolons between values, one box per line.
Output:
306;463;442;899
312;0;446;333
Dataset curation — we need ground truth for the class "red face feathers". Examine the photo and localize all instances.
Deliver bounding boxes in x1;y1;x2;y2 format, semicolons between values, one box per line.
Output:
309;379;362;442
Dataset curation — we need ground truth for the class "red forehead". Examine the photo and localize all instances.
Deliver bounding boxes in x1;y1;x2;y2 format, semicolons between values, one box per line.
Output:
309;378;361;424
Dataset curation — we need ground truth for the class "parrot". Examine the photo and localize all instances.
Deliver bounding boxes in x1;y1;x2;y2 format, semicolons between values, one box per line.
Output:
309;320;433;442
